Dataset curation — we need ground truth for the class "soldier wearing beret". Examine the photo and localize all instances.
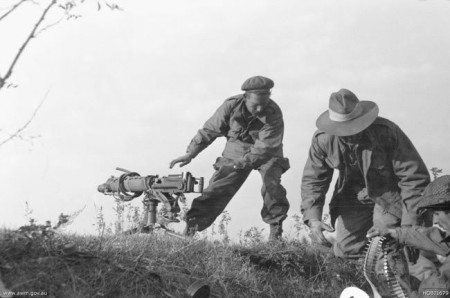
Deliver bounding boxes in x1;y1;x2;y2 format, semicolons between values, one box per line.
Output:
367;175;450;298
170;76;290;240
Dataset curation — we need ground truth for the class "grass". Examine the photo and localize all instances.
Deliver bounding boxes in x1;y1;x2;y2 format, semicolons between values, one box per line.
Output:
0;223;372;298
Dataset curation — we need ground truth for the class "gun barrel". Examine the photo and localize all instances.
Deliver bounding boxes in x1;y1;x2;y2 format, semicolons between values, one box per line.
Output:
97;176;151;193
122;176;150;192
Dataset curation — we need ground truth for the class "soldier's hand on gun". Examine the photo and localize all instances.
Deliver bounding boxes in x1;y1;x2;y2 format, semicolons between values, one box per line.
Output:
366;226;398;239
169;154;193;169
308;219;334;247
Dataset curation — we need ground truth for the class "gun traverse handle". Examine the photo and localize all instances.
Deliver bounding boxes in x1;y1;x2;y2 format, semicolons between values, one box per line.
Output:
116;167;132;173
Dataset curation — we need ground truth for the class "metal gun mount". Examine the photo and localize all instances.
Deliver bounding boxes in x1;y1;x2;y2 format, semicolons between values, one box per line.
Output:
98;167;204;234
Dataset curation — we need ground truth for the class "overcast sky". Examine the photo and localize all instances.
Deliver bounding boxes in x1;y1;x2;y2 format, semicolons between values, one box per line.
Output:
1;0;449;240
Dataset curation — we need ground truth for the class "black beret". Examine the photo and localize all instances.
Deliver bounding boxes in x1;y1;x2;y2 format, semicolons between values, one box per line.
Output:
241;76;274;92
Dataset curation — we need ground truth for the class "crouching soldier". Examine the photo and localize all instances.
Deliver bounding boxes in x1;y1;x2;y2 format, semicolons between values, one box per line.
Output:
367;175;450;298
300;88;431;258
300;88;436;285
169;76;290;240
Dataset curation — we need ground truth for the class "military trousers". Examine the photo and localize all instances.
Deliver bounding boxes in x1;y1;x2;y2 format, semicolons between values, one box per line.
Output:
185;157;290;232
333;201;437;284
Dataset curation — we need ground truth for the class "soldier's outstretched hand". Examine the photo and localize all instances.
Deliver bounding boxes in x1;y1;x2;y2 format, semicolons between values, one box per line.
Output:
169;154;193;169
308;219;334;247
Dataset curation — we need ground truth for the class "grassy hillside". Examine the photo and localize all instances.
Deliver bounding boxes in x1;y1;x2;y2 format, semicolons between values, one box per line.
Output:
0;223;371;298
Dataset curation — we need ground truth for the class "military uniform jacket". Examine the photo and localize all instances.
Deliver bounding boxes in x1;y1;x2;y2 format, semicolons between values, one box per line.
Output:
301;117;430;226
396;226;450;292
186;94;285;169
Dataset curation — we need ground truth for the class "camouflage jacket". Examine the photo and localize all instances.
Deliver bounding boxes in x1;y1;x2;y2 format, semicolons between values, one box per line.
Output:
186;94;285;169
301;117;430;226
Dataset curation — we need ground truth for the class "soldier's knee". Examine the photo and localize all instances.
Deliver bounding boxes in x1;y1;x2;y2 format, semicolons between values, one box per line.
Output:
262;183;286;198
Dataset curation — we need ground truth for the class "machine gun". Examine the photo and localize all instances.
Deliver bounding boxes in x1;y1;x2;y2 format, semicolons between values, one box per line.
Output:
97;167;204;235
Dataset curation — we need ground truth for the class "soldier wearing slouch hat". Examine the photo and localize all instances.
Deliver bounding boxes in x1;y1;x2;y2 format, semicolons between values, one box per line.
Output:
300;88;436;286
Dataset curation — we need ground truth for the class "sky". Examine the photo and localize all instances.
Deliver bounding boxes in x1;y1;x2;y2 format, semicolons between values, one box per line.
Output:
0;0;449;240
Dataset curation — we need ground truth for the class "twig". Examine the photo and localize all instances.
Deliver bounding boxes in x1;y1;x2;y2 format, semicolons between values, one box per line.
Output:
0;0;57;91
166;239;201;256
97;222;106;252
218;280;229;297
249;249;299;256
35;15;65;36
0;0;27;22
60;258;77;293
0;272;11;293
161;289;177;298
305;252;331;283
9;277;38;290
0;89;49;147
304;270;327;283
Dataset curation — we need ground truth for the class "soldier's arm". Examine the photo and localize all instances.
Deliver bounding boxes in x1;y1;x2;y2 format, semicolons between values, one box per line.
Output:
186;100;233;158
396;226;450;257
300;133;334;224
391;125;431;226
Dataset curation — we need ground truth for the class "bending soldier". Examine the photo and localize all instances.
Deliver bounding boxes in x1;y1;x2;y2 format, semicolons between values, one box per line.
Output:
301;88;430;257
170;76;290;240
300;89;437;285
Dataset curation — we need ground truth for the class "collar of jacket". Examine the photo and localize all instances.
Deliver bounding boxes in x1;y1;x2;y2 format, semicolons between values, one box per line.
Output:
336;130;377;177
230;94;278;125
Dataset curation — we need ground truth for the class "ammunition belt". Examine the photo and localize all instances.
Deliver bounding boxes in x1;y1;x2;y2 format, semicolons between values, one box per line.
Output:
364;236;409;298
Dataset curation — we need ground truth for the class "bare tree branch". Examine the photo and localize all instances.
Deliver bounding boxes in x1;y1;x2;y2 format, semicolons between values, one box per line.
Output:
35;14;65;36
0;1;122;147
0;0;57;91
0;90;49;147
0;0;27;22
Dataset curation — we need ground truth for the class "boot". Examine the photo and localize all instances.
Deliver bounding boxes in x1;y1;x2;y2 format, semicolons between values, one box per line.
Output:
269;222;283;241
